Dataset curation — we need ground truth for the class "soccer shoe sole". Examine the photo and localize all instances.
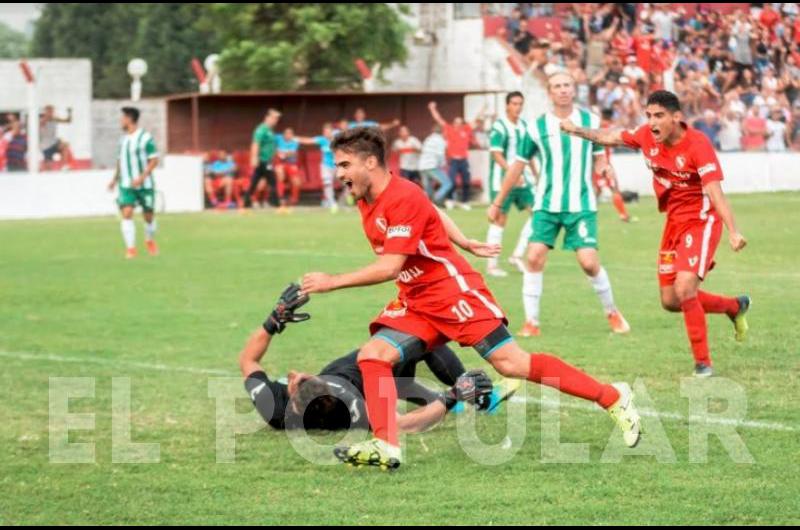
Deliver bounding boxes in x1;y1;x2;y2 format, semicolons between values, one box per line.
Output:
333;446;401;471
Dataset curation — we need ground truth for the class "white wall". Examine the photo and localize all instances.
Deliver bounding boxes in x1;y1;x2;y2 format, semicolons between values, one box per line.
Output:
0;155;204;220
0;59;93;159
92;99;167;170
611;152;800;196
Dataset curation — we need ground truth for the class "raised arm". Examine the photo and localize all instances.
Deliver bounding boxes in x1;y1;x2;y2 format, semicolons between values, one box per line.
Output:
428;102;448;128
560;119;627;147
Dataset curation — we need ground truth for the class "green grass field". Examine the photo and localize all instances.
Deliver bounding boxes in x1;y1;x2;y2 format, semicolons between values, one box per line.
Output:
1;193;799;525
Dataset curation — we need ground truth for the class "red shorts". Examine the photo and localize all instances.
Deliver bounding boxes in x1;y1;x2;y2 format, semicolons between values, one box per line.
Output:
658;215;722;287
210;176;230;192
275;162;299;179
369;287;507;350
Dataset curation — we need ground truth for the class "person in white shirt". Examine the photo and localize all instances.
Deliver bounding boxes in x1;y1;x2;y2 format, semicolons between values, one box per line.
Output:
765;108;789;153
391;126;422;185
417;125;452;206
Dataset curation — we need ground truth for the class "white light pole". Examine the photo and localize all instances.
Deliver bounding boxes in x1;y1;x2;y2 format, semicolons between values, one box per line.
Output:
127;58;148;102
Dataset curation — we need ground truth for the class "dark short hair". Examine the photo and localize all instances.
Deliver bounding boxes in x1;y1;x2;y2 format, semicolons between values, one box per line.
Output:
287;376;350;430
506;91;524;105
330;126;387;167
121;106;140;123
646;90;681;113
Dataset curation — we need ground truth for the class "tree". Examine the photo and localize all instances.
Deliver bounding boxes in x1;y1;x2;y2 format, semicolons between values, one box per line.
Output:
32;3;218;98
0;22;29;58
208;3;410;91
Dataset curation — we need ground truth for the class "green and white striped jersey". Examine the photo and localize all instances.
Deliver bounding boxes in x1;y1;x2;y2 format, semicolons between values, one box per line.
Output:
516;107;604;213
488;116;534;192
118;128;158;189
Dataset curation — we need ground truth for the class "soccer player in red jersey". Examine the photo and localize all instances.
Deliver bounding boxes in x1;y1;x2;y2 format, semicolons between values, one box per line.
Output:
301;127;641;470
561;90;750;378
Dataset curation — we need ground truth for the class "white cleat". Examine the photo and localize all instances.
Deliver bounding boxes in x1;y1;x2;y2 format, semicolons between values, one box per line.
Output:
607;382;642;448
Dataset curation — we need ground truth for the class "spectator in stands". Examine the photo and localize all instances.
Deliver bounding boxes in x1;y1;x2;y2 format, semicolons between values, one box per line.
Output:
742;106;768;151
417;124;451;207
276;128;302;207
693;110;722;149
296;123;341;212
428;101;475;209
5;117;27;172
506;6;523;43
719;108;744;152
513;19;534;55
204;150;236;209
39;105;74;171
766;107;790;152
391;126;421;185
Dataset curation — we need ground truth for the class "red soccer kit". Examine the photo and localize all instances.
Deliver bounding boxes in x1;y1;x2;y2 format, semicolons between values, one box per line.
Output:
621;124;725;286
358;175;507;349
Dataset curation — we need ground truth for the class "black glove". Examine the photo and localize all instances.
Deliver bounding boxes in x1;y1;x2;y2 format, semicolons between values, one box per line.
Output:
263;283;310;335
443;369;494;411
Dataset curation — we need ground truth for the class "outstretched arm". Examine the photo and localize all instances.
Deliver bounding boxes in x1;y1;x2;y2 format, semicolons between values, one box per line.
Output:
437;208;500;258
428;102;448;128
302;253;408;294
560;119;627;147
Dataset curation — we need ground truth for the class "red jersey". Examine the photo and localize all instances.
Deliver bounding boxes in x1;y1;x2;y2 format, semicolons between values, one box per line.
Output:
443;124;473;159
621;124;724;224
357;176;493;311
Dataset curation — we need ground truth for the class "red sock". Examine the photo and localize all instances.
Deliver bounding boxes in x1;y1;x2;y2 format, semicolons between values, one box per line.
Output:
528;353;619;409
357;358;398;446
697;290;739;318
680;296;711;365
612;191;629;220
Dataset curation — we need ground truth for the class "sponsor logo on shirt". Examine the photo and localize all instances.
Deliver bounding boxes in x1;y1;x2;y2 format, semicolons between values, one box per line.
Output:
698;163;717;177
387;225;412;239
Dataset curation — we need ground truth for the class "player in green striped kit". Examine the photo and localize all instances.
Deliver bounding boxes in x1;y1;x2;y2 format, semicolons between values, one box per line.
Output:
107;107;159;259
485;91;536;278
488;72;629;337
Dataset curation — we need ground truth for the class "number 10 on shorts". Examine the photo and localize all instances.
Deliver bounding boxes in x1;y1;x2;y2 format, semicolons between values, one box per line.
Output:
451;300;474;322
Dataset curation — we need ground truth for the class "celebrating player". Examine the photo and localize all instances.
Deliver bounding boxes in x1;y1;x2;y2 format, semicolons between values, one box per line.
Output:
489;72;630;338
107;107;160;259
240;284;499;433
301;127;641;471
560;90;750;377
485;91;536;278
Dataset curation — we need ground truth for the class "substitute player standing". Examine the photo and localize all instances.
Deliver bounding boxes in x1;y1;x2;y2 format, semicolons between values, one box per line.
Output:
485;91;536;278
560;90;750;377
489;72;629;338
107;107;159;259
301;127;641;470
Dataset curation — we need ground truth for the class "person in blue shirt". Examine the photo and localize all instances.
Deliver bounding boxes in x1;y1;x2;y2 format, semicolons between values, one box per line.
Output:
346;108;400;132
297;123;339;212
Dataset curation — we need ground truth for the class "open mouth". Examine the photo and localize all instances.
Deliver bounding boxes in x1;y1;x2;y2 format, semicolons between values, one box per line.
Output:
651;128;661;137
343;179;354;191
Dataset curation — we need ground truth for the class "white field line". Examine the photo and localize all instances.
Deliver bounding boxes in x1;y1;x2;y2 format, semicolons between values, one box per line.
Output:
1;350;794;433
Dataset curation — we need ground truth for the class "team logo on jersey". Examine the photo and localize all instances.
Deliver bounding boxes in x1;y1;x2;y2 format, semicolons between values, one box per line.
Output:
675;155;686;169
649;147;659;157
382;299;407;319
689;256;698;268
387;225;412;239
375;217;388;233
685;234;693;248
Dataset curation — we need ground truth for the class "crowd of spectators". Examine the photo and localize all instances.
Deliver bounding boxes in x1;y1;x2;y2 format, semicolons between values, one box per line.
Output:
497;3;800;151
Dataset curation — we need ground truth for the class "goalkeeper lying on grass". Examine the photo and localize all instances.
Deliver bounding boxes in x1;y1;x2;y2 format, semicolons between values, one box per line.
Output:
239;284;516;432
